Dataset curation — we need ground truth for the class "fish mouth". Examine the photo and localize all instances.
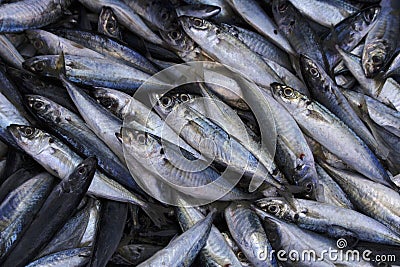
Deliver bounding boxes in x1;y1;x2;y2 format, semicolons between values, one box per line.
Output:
7;124;24;140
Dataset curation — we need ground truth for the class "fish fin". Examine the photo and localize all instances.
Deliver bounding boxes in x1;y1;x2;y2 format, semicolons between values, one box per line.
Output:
55;51;67;78
142;202;170;228
248;175;265;192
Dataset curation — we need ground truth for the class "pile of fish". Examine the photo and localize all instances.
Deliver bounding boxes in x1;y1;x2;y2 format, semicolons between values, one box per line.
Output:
0;0;400;266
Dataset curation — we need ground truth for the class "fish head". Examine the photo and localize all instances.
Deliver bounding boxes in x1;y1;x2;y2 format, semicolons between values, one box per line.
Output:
251;206;284;245
92;88;123;115
299;55;327;89
25;95;61;122
272;0;296;35
160;27;197;55
98;7;121;39
270;82;307;112
62;157;97;193
7;125;48;154
22;56;58;77
25;30;49;54
121;126;161;160
253;197;297;222
179;16;214;40
146;0;178;31
362;41;390;77
361;6;381;26
6;67;47;89
154;93;179;118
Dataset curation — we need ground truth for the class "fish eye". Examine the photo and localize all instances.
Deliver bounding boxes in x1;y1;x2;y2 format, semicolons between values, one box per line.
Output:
371;55;383;64
99;98;114;109
278;2;288;12
304;182;314;193
106;21;115;31
179;94;190;102
34;61;46;72
363;9;377;23
309;67;319;78
170;30;181;40
78;166;86;175
33;101;44;110
161;12;169;21
267;204;280;214
293;213;300;221
136;133;146;145
160;96;173;108
237;251;246;261
33;39;44;49
23;127;34;137
192;18;204;28
283;87;294;98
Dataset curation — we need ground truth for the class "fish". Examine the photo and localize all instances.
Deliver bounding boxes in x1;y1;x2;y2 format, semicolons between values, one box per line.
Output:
255;196;400;246
137;209;215;267
270;82;396;190
7;124;166;227
1;157;96;267
0;172;54;261
225;202;278;267
0;0;72;32
362;0;400;77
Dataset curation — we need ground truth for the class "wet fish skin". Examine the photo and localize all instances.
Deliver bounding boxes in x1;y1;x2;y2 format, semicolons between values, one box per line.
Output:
177;203;242;267
300;55;381;156
255;197;400;246
7;124;166;226
25;29;103;58
270;83;396;190
0;34;24;69
0;0;72;32
122;126;254;202
25;94;140;194
51;28;158;74
287;0;360;27
0;91;30;150
323;6;381;69
254;207;373;267
362;0;400;78
225;0;294;55
88;200;128;267
0;172;54;261
221;24;293;71
123;0;178;31
0;167;41;204
110;244;163;265
78;0;166;46
22;55;156;93
137;209;215;267
179;16;282;88
37;198;93;257
25;247;91;267
315;164;354;209
176;4;221;19
6;67;79;114
322;163;400;237
2;157;96;267
225;202;278;267
272;0;329;72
